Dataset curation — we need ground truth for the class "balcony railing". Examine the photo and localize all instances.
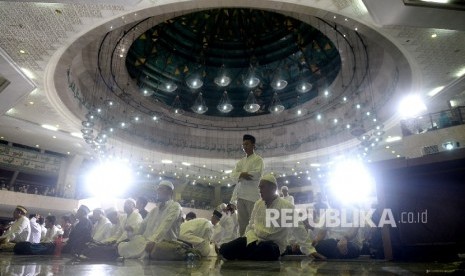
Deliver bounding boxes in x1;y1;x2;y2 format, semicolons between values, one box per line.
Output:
400;106;465;137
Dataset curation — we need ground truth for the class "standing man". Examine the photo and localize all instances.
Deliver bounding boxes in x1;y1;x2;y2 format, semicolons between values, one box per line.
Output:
281;186;294;205
231;134;264;236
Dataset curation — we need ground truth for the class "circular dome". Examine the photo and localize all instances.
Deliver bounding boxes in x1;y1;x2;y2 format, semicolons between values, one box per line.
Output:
125;8;341;117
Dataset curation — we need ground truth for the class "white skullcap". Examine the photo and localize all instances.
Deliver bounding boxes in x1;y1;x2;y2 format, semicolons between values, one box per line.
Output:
158;180;174;190
281;185;288;190
125;198;136;206
219;203;227;210
260;173;277;185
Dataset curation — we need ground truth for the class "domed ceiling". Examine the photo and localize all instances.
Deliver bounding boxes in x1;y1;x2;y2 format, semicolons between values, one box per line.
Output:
125;9;341;117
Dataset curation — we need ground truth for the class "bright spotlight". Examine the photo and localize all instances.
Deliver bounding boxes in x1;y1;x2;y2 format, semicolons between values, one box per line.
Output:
327;159;375;204
85;161;134;198
398;94;426;118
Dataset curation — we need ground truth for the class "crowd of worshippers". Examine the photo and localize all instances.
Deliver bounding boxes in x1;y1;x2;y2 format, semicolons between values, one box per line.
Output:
0;174;383;261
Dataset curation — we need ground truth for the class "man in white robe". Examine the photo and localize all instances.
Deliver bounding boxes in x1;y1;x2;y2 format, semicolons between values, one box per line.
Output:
91;208;112;243
219;174;323;261
41;216;60;243
230;134;264;236
28;214;42;244
281;186;295;205
179;211;213;257
0;205;31;251
118;180;182;259
103;199;143;244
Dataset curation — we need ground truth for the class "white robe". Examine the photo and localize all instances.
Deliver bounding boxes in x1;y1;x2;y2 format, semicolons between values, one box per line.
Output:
282;195;295;205
0;216;30;243
28;217;42;243
92;217;112;242
179;218;213;257
103;210;143;243
41;225;60;243
245;197;316;255
118;200;182;259
215;212;239;246
230;153;264;202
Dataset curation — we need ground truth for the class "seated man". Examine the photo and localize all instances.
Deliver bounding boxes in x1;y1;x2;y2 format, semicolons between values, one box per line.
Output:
118;180;182;259
312;197;361;259
179;211;213;257
219;174;321;261
0;205;31;251
28;214;42;244
41;216;60;243
14;205;92;255
102;199;143;244
91;208;112;243
212;204;239;251
63;205;93;254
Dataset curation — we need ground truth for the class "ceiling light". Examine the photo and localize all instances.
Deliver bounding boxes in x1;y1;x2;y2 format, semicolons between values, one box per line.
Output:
316;114;322;120
182;162;191;166
399;94;427;118
243;67;260;88
224;170;232;174
35;144;39;148
324;90;329;97
192;92;208;114
269;93;285;114
52;136;57;139
456;67;465;78
217;91;233;113
431;33;437;38
163;82;177;93
161;160;173;164
141;88;154;97
41;124;58;131
428;86;444;97
386;136;402;143
186;76;203;89
71;132;83;138
19;50;26;54
356;104;361;109
20;68;35;79
310;163;320;167
171;95;184;116
296;82;312;93
244;92;260;113
420;0;449;3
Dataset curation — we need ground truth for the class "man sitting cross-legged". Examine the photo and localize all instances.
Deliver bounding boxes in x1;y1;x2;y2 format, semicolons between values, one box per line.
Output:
219;174;325;261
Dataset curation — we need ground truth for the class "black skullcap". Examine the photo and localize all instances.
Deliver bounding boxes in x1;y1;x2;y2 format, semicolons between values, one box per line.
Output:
243;134;256;144
213;210;223;219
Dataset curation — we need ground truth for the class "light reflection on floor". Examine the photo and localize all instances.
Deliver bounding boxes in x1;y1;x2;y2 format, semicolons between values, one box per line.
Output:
0;253;463;275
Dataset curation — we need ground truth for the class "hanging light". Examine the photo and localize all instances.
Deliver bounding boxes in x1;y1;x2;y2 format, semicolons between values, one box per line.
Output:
270;69;288;90
269;92;285;114
140;87;154;97
243;67;260;89
192;92;208;114
293;96;307;116
163;82;177;93
296;81;312;93
186;75;203;89
214;65;231;87
217;91;233;113
243;91;260;113
171;95;184;116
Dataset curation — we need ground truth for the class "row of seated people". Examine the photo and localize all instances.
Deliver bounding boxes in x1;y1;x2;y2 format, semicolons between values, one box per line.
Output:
0;176;379;261
1;184;57;197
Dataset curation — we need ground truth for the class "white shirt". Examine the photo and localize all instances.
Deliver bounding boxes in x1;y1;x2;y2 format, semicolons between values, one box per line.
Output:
40;224;47;239
28;217;42;243
92;217;112;242
282;195;294;205
230;153;264;202
217;212;239;245
103;210;143;243
118;200;182;259
41;225;60;243
245;197;316;255
180;218;213;256
1;216;30;243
